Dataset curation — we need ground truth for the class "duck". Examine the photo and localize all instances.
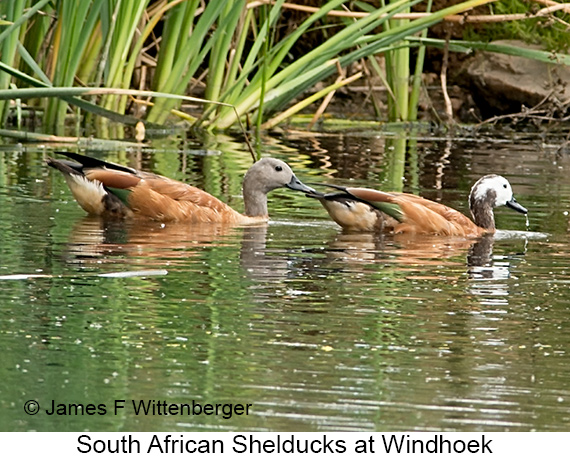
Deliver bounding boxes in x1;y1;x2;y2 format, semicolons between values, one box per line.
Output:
308;175;528;236
47;152;315;224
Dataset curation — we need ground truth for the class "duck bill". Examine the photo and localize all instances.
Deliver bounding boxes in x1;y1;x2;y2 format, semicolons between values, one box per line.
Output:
286;175;316;194
506;198;528;214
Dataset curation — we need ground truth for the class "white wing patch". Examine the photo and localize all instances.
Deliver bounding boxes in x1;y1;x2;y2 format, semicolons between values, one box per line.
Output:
65;174;108;215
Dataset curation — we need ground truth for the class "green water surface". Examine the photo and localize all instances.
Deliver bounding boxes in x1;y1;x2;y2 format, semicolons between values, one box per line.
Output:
0;132;569;432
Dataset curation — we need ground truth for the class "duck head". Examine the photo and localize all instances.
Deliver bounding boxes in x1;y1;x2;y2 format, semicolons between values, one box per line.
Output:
469;175;527;230
243;158;315;193
242;158;315;217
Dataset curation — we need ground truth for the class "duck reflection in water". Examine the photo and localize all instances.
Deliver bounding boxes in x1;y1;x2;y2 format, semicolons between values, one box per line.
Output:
322;232;480;268
62;217;291;281
63;216;527;280
467;234;528;299
307;230;527;287
64;217;235;265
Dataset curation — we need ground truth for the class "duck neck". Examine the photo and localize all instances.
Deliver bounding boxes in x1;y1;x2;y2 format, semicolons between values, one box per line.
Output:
470;194;496;231
243;182;268;217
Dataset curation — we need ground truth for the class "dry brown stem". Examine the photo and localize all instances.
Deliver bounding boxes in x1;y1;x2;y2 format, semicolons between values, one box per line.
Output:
247;0;570;24
440;31;454;123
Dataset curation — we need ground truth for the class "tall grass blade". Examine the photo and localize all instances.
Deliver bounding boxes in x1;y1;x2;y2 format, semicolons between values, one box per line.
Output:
409;0;433;121
205;1;246;103
146;0;227;123
411;36;570;65
0;0;44;121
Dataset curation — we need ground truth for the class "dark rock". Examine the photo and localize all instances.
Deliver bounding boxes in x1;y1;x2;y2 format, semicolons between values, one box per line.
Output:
465;40;570;119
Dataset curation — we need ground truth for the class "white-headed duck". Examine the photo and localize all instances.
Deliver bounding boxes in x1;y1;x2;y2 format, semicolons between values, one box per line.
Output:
308;175;528;236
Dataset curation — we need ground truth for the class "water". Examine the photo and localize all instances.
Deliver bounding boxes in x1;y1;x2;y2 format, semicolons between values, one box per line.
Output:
0;131;569;432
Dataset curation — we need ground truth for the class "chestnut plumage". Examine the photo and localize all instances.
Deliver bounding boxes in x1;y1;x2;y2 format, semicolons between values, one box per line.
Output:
48;152;315;225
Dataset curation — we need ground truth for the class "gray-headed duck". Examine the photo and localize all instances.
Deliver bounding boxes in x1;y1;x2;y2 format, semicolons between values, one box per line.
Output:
48;152;314;224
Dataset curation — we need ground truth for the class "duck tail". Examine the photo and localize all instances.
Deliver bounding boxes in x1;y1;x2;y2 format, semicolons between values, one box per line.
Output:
47;156;131;218
46;156;84;176
307;184;405;222
54;151;136;174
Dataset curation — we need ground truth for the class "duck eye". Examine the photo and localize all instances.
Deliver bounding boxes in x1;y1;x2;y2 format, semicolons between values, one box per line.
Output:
503;184;507;189
275;165;283;172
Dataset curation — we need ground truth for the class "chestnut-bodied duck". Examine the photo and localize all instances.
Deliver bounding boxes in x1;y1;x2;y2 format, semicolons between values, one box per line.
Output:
48;152;315;224
309;175;528;236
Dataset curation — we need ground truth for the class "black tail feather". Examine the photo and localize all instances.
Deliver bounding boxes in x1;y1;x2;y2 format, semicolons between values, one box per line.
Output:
304;182;353;199
54;151;136;174
46;157;84;175
306;182;349;192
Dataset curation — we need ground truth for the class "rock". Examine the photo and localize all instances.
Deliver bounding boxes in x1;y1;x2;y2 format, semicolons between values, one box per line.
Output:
465;40;570;118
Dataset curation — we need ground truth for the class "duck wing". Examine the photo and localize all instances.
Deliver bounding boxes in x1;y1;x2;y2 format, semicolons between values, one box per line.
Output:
389;192;479;236
125;177;239;223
